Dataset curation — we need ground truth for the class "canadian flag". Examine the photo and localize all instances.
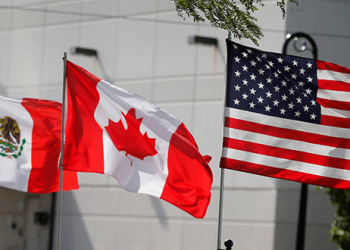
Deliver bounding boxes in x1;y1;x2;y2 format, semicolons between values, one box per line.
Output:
0;96;78;193
64;61;213;218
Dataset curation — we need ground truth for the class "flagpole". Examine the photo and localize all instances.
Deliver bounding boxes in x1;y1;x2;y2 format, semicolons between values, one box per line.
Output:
57;52;67;250
217;167;225;250
217;32;232;250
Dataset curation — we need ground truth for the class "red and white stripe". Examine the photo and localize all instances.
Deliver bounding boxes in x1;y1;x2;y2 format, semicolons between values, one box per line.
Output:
221;60;350;189
317;60;350;128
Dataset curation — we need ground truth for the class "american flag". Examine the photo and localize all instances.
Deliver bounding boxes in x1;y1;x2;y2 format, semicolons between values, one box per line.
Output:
220;39;350;189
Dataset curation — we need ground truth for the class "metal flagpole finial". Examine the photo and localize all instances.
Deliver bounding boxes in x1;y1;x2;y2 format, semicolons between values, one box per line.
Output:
224;239;234;250
218;239;234;250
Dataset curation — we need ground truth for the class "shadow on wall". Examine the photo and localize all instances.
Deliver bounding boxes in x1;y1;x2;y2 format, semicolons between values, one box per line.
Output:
149;195;169;228
51;191;94;250
273;185;299;250
273;183;337;250
0;83;8;97
51;187;169;249
0;188;26;250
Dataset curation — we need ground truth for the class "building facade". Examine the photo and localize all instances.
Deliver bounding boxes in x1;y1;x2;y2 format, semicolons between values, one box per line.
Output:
0;0;349;249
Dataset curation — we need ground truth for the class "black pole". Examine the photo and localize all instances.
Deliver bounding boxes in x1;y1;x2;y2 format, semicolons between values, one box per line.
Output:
296;183;308;250
48;192;57;250
282;32;318;250
282;32;318;59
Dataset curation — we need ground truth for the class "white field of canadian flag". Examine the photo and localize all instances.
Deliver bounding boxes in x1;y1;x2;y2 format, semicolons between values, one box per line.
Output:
0;96;78;193
63;61;213;218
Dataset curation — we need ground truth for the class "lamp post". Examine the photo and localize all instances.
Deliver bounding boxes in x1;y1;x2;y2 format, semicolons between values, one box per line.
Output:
282;32;318;250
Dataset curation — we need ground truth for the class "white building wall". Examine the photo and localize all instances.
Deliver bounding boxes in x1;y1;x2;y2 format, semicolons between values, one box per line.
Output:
0;0;348;249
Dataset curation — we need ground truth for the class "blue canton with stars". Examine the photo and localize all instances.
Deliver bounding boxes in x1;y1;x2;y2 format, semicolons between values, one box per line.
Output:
226;39;321;124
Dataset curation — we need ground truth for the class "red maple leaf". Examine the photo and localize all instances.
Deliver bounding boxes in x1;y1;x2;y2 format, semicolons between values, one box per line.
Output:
105;108;157;165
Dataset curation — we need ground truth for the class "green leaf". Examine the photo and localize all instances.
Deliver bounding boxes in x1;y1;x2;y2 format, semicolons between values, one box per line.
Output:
171;0;298;45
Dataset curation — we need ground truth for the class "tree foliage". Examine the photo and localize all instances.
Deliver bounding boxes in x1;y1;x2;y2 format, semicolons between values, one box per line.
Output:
324;188;350;250
171;0;298;45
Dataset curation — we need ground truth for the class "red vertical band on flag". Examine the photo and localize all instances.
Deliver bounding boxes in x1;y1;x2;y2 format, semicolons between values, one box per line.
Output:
22;98;78;193
161;123;212;218
64;60;213;218
64;61;105;174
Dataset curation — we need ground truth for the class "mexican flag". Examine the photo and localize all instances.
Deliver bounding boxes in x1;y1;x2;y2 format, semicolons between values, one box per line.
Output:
0;96;78;193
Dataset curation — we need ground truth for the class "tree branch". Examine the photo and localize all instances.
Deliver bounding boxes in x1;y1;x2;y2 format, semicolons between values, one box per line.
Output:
171;0;298;45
